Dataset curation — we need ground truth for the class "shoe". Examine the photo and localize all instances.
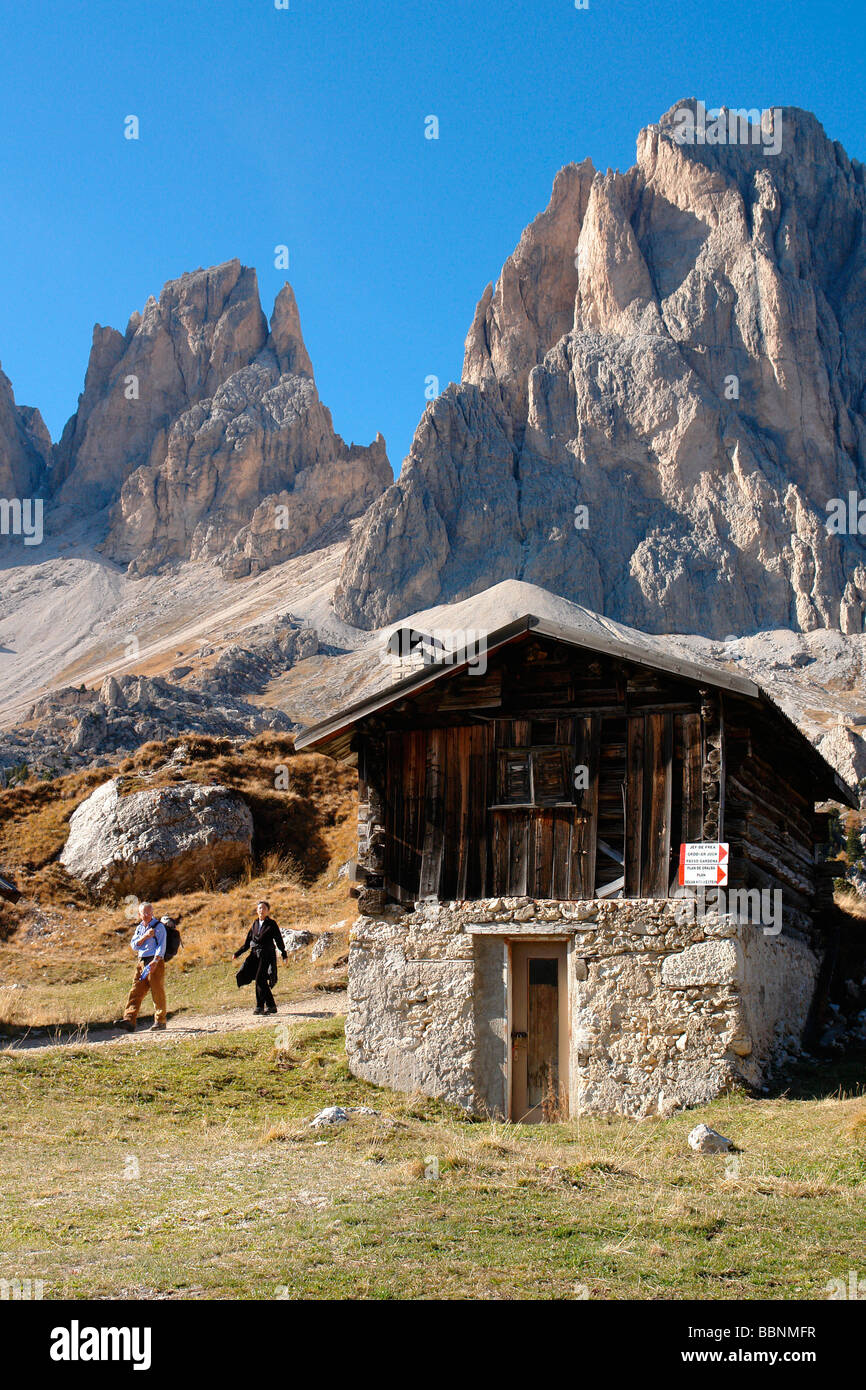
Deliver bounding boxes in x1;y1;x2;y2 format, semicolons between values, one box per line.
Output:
266;1007;278;1015
253;1007;264;1015
119;1019;136;1032
150;1022;167;1031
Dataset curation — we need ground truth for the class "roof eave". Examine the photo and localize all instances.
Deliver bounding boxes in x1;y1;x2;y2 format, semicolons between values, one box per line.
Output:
293;612;857;805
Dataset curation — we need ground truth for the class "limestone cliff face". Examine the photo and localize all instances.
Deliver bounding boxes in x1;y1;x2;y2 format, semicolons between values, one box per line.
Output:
335;103;866;637
0;366;50;498
53;260;269;511
51;263;390;575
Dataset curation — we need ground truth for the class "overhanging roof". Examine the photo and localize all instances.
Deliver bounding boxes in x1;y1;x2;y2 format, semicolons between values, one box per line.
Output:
294;614;857;807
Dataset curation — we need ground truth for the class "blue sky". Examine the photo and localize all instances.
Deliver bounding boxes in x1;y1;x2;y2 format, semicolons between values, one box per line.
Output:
0;0;863;475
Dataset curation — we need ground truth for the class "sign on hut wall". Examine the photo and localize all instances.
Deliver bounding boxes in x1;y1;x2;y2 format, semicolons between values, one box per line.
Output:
678;841;730;886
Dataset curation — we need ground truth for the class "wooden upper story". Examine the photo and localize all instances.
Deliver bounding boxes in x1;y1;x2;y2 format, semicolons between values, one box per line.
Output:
296;616;855;922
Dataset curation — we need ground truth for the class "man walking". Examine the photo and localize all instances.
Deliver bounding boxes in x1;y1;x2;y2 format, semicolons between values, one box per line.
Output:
121;902;168;1032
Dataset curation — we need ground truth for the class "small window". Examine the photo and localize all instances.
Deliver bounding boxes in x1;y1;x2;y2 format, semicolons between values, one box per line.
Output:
499;751;531;804
496;748;571;806
529;958;558;987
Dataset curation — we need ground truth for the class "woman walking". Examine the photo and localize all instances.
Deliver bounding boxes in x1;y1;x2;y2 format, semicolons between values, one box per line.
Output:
233;900;288;1015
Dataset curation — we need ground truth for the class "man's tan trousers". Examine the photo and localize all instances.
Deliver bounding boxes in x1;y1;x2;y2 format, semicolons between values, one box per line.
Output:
124;958;167;1025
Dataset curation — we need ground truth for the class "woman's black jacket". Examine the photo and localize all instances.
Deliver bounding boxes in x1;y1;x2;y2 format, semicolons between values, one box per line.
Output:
234;917;287;988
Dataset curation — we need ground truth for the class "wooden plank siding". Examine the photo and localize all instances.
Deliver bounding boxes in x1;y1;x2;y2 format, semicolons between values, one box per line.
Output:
721;700;821;933
679;712;704;842
595;715;626;892
624;710;705;897
372;635;824;916
385;709;603;902
385;729;427;903
649;712;674;895
624;715;644;897
489;807;593;899
384;705;707;904
625;712;674;896
417;728;443;901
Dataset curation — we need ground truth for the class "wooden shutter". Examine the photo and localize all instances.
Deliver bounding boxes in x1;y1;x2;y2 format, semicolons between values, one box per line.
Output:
532;748;569;804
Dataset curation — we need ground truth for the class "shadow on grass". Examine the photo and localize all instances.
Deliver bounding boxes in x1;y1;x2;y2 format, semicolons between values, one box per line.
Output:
0;1013;139;1045
766;1055;866;1101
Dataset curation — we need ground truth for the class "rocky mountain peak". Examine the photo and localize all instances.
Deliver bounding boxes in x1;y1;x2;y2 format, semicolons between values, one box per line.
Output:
0;365;50;499
9;259;391;576
269;282;314;378
51;259;269;511
335;102;866;639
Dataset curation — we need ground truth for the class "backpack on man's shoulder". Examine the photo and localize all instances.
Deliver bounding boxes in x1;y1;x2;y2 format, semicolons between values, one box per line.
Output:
161;916;182;962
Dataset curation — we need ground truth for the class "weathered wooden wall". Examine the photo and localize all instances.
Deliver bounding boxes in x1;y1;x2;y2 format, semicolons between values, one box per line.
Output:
724;699;822;936
353;636;825;921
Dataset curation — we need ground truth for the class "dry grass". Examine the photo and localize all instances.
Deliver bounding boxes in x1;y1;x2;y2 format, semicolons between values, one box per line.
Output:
1;1023;862;1299
845;1106;866;1139
835;890;866;920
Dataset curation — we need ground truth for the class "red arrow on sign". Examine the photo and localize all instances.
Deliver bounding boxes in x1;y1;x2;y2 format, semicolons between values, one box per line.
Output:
717;843;729;884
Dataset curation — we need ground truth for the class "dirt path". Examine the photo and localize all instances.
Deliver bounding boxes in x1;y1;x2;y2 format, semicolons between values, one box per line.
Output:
1;991;347;1053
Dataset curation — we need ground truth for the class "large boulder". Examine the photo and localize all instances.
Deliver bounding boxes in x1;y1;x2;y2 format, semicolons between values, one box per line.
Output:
60;778;253;900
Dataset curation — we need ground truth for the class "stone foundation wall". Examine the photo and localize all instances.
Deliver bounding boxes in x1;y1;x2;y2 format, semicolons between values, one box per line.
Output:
346;896;821;1118
737;931;822;1086
345;914;476;1109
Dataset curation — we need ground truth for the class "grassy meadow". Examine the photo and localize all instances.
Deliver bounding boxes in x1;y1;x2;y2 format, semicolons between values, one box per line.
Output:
1;1017;865;1300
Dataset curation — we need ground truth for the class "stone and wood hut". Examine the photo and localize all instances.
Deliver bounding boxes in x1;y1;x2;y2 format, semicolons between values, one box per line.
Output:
296;615;854;1119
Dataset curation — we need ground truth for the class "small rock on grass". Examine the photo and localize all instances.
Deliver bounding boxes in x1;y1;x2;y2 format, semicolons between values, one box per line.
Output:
308;1104;383;1129
309;1106;349;1128
687;1123;733;1154
284;929;313;953
311;931;336;961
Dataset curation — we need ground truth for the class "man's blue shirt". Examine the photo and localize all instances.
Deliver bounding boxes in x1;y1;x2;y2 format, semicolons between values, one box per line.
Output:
131;919;167;960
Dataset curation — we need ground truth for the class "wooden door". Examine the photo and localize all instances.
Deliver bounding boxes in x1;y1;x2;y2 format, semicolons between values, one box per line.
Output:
625;712;674;897
416;724;494;902
509;941;569;1122
385;729;428;903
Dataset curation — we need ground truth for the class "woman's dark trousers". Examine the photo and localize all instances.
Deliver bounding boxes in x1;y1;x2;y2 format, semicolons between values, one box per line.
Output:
255;959;276;1011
